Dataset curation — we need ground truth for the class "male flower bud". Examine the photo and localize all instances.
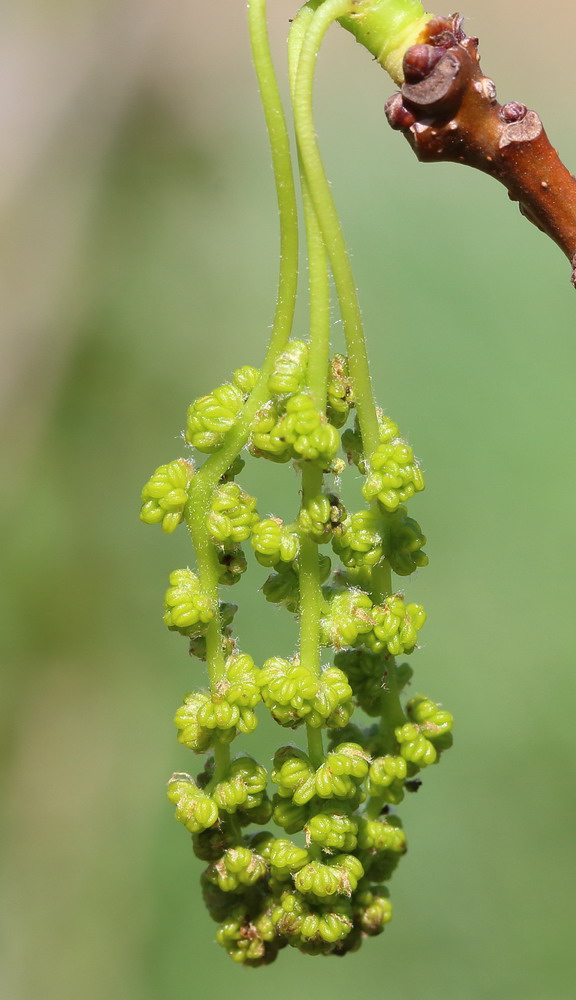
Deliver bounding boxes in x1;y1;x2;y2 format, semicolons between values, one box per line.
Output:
294;854;364;897
305;811;358;852
387;506;429;576
206;482;259;544
314;743;370;801
232;365;260;395
163;569;215;636
251;518;300;566
395;722;438;766
407;695;454;750
299;493;346;543
271;746;315;802
332;509;384;569
363;431;425;512
167;773;218;833
140;458;194;534
216;902;279;966
327;354;354;428
205;847;268;892
185;381;245;453
353;886;392;936
367;595;426;656
217;652;261;709
268;340;309;395
213;755;268;813
258;658;354;729
321;589;375;649
368;754;407;802
251;394;340;466
261;838;310;881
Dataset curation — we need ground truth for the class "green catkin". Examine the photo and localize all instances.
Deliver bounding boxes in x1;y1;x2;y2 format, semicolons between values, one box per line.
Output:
140;0;453;964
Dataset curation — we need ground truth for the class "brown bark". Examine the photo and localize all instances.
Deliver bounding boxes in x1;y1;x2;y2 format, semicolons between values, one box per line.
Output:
385;14;576;285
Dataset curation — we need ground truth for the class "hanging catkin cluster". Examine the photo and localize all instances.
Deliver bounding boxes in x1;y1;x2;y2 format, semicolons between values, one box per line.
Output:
141;346;453;964
140;0;452;967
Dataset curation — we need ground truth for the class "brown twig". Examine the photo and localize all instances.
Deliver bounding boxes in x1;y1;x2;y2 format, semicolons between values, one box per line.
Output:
385;14;576;285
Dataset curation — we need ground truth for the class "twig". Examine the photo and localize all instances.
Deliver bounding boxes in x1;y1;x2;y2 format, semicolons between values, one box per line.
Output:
384;14;576;285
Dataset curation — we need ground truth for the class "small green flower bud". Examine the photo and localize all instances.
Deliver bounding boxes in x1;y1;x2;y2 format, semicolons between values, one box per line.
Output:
206;846;268;892
332;509;384;569
258;658;354;729
368;596;426;656
271;745;315;801
357;815;407;854
327;355;354;428
250;394;340;467
368;755;407;801
363;433;425;512
386;505;429;576
395;721;437;766
163;568;215;636
305;811;358;852
268;340;309;395
353;885;393;936
299;493;346;543
140;458;194;534
262;837;310;880
232;365;260;395
295;854;364;897
185;382;245;453
213;754;268;814
207;482;259;544
217;652;261;709
251;518;300;566
173;692;217;752
321;589;375;648
166;773;218;833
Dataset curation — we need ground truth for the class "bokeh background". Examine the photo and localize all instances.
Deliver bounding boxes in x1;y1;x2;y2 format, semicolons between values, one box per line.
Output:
2;1;576;997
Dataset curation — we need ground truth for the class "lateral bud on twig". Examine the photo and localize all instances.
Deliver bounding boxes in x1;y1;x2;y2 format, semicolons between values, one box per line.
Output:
384;13;576;285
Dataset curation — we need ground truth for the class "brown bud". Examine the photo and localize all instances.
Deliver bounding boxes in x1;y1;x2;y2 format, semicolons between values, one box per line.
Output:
501;102;527;123
384;93;416;131
403;44;445;83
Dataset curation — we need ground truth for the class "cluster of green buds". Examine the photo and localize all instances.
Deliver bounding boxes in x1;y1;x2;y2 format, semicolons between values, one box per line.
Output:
140;0;452;966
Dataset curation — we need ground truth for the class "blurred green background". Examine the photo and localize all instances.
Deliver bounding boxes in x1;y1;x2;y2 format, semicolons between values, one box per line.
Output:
2;1;576;997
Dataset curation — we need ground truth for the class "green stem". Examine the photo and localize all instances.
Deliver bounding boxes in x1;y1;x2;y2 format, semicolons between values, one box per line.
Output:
288;7;331;410
293;0;381;456
298;466;325;679
186;0;300;687
289;8;330;771
307;724;326;769
185;484;226;686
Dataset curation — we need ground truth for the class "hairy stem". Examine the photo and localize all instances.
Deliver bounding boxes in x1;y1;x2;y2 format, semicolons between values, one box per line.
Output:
186;0;300;687
293;0;381;455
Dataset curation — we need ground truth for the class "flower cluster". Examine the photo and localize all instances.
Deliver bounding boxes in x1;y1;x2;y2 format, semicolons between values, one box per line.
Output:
141;340;452;964
140;458;194;534
250;393;340;466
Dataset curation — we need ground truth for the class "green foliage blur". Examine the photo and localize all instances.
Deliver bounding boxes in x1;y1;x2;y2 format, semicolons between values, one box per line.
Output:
2;1;576;997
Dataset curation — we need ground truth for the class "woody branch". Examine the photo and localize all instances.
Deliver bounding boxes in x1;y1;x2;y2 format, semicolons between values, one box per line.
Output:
384;14;576;285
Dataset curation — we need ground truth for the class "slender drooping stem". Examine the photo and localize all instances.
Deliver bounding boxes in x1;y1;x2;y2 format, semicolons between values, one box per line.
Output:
293;0;381;456
289;9;331;769
186;0;300;692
